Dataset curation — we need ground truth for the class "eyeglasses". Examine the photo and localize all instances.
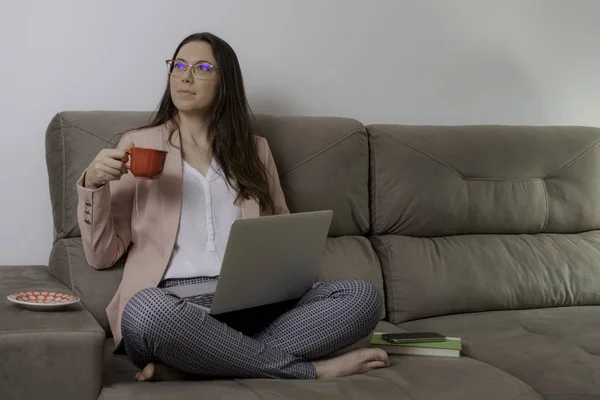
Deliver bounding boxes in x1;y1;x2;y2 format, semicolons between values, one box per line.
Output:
165;59;219;79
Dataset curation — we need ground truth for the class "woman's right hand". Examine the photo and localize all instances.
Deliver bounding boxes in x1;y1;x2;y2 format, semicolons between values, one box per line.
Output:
84;146;131;190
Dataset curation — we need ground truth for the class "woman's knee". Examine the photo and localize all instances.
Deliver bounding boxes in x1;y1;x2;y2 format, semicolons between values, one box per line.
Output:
317;279;382;340
351;280;383;318
121;287;178;336
330;279;383;332
318;279;383;320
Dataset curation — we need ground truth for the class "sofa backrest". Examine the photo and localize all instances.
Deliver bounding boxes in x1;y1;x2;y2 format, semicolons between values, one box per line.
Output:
368;124;600;324
47;111;600;333
45;111;384;334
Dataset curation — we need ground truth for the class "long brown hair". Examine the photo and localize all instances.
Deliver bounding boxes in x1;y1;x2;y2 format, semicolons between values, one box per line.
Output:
137;32;275;214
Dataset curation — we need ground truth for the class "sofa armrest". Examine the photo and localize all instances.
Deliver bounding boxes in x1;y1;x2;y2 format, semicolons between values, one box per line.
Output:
0;265;105;400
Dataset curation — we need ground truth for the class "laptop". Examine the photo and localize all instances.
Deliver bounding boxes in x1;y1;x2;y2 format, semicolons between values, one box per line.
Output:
164;210;333;314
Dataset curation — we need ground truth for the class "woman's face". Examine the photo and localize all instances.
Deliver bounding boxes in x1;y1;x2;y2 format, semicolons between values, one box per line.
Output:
170;41;220;115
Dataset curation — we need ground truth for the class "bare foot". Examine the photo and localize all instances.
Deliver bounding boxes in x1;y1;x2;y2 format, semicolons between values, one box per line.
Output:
134;362;195;382
314;348;390;379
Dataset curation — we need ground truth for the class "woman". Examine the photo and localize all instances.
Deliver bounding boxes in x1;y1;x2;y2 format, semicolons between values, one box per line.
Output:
76;32;389;381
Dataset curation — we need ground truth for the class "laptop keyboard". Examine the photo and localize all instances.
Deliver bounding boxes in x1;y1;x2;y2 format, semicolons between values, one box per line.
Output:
187;292;215;309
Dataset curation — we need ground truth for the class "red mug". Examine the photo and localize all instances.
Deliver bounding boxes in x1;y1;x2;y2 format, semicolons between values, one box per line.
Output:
125;146;168;179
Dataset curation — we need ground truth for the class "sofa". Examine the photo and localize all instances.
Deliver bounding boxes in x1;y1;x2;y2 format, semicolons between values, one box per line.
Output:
2;111;600;400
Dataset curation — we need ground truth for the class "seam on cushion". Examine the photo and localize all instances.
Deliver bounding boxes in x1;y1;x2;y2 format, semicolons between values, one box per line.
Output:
64;239;76;292
280;129;364;176
463;180;470;231
371;375;414;399
507;390;540;400
541;179;549;232
370;130;378;235
59;113;66;238
520;318;600;358
380;131;600;182
458;353;543;400
61;120;113;144
367;236;387;320
545;139;600;178
517;317;600;358
233;379;268;400
379;132;463;178
0;329;104;335
382;237;398;323
464;177;543;182
373;236;398;324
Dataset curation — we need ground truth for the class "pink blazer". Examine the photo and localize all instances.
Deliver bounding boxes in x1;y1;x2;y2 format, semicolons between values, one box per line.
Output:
76;122;289;348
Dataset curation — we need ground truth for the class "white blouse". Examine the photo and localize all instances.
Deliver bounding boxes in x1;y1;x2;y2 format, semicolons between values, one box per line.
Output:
163;159;241;280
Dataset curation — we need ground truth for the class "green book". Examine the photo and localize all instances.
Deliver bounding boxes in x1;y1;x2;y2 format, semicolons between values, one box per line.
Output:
369;333;462;358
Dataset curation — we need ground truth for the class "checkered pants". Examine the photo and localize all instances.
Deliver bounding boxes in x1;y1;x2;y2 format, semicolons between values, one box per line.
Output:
121;278;382;379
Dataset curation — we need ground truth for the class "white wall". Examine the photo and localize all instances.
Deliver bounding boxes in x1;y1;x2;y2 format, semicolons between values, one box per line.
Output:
1;0;599;265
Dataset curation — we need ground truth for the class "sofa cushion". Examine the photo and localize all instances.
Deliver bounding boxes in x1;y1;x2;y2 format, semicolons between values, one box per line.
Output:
50;236;384;335
100;364;540;400
368;124;600;236
46;111;152;242
255;115;370;236
317;236;386;319
0;266;105;400
46;111;369;241
399;306;600;399
100;324;540;400
49;237;124;335
371;232;600;324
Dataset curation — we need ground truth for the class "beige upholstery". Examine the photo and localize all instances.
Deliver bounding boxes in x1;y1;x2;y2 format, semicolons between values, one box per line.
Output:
99;323;540;400
49;237;125;334
45;112;370;240
46;111;153;241
2;111;599;399
44;112;375;338
250;114;370;236
372;231;600;324
317;236;386;319
0;266;105;400
367;122;600;399
368;124;600;236
400;306;600;398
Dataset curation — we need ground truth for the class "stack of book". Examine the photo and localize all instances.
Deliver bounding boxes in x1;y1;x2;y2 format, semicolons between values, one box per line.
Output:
370;332;462;358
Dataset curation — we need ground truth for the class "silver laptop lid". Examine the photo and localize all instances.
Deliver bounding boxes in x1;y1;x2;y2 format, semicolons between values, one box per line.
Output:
210;210;333;314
